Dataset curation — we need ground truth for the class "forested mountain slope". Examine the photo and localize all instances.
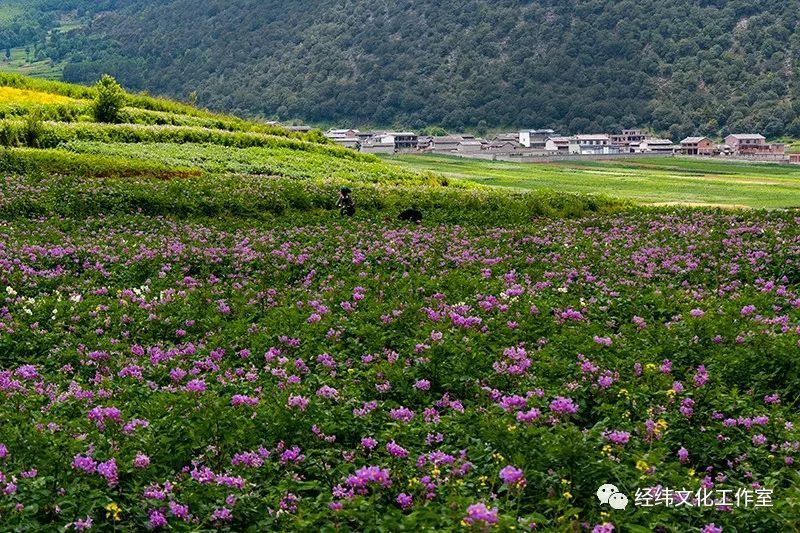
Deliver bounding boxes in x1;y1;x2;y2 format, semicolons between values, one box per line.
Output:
6;0;800;137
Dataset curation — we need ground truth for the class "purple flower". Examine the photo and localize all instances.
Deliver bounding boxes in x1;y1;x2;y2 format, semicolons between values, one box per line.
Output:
396;492;413;509
72;454;97;473
678;447;689;463
680;397;694;418
741;305;756;316
211;507;233;522
231;394;259;406
499;465;525;487
516;408;541;423
604;430;631;445
549;396;578;415
701;524;723;533
97;458;118;487
694;365;709;387
287;394;309;411
168;501;190;520
386;440;409;458
414;379;431;390
134;452;151;468
148;509;167;528
185;379;206;392
463;502;498;526
70;517;93;531
389;406;414;422
316;385;339;400
346;465;392;489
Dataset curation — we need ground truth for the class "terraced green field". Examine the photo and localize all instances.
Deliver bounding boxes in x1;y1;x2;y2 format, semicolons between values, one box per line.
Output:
388;154;800;209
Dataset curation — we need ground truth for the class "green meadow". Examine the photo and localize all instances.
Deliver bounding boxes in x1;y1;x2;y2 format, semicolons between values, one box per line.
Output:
388;154;800;209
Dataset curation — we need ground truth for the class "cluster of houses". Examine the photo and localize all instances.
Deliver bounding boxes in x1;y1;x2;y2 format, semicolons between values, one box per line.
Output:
325;128;798;163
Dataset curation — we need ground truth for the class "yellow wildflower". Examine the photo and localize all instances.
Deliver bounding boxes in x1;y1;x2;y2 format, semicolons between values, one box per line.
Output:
105;502;121;521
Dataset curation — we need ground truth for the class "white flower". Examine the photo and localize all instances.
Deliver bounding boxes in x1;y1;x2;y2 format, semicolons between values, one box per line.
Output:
6;286;16;296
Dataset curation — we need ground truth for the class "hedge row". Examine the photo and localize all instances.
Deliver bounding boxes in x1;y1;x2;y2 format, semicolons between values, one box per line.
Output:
0;120;365;161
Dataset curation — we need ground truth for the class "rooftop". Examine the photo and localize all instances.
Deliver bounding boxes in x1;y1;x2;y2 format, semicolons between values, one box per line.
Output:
728;134;766;140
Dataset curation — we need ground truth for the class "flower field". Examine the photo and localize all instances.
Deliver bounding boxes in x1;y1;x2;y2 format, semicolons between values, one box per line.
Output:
0;209;798;531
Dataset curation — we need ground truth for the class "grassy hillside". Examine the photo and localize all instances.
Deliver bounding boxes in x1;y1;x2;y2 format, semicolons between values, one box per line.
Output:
0;73;623;223
389;154;800;209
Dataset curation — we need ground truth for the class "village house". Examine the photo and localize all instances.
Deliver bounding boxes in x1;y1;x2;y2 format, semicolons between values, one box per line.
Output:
457;139;484;154
492;132;521;145
680;136;715;156
378;131;419;151
611;129;648;151
430;136;463;152
519;129;556;149
789;154;800;164
487;140;518;152
568;134;615;155
325;129;361;149
637;138;677;154
359;139;395;154
545;136;570;153
724;134;785;155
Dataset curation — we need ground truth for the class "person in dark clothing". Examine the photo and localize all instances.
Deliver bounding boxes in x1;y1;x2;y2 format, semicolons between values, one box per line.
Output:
398;207;423;223
336;187;355;217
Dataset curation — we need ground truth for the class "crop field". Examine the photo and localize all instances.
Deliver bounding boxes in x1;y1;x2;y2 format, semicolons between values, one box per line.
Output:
389;154;800;209
0;205;798;531
0;86;76;105
0;74;798;531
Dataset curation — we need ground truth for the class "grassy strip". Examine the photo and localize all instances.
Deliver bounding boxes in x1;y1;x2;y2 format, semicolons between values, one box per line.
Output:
61;141;446;185
0;147;200;179
0;170;625;223
0;120;362;160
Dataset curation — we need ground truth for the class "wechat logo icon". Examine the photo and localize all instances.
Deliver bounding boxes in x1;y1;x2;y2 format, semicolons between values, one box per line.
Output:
597;483;629;510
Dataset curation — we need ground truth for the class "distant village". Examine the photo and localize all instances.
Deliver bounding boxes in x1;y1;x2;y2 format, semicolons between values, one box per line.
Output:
323;128;800;164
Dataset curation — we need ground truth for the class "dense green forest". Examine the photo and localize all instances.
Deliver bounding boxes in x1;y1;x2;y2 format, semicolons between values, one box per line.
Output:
3;1;800;138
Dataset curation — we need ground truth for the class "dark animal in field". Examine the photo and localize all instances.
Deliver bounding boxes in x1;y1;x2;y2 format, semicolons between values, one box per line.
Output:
398;208;423;223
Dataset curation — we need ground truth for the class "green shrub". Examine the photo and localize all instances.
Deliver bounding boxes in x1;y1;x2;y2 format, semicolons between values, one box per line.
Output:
92;75;127;123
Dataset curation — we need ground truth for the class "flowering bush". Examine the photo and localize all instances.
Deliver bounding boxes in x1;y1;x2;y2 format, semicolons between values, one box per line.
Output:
0;208;797;530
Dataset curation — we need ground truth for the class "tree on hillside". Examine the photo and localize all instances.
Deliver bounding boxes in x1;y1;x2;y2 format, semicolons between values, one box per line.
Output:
93;74;126;123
